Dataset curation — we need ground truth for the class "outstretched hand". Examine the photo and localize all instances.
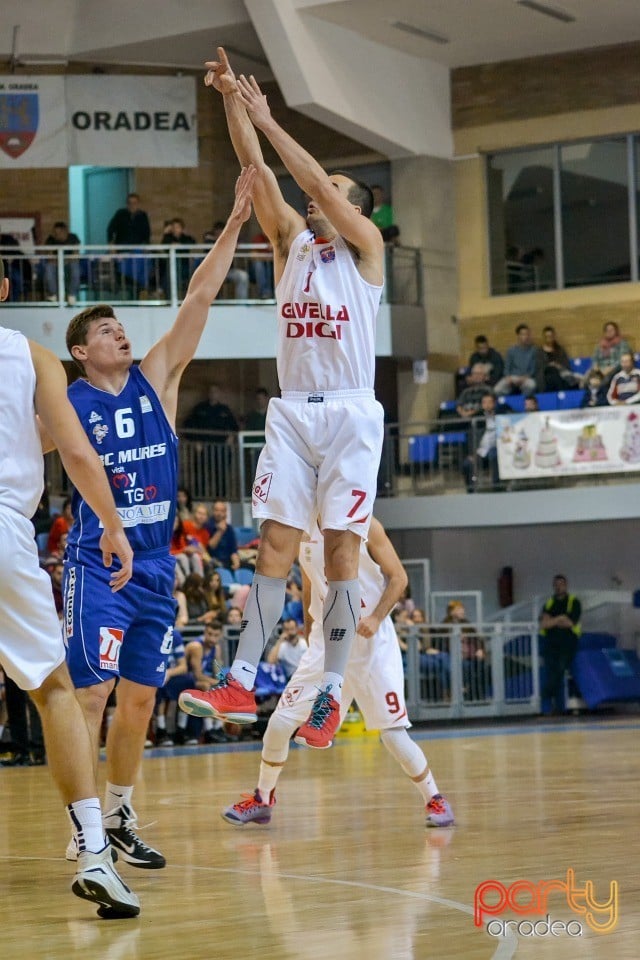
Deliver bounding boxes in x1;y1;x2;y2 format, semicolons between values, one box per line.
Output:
237;74;272;129
204;46;237;95
229;165;257;225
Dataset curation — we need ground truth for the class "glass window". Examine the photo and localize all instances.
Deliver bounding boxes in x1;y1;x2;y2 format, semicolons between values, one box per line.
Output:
487;147;556;295
560;139;629;287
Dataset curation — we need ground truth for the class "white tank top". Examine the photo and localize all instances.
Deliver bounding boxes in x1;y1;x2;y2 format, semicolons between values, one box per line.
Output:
0;328;44;519
276;230;383;392
299;523;387;624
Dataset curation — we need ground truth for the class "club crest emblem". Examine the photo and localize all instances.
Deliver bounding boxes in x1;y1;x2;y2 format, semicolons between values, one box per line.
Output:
92;422;109;444
320;245;335;264
0;93;39;159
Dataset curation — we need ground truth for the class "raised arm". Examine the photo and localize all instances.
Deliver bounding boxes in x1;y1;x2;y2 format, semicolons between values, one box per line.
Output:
236;73;383;276
29;340;132;590
204;48;303;265
357;519;408;639
139;165;255;428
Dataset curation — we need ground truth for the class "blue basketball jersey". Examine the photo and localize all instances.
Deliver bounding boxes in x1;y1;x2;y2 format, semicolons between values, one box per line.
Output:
67;365;178;561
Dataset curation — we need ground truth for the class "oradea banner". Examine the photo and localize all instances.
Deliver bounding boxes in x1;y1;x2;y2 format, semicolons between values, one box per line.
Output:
0;75;197;168
497;407;640;480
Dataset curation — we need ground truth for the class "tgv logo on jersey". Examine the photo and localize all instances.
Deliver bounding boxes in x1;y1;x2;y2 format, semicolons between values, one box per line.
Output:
282;301;350;341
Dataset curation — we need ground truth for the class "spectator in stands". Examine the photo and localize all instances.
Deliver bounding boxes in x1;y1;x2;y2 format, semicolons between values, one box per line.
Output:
0;232;32;301
467;335;504;388
580;368;607;408
179;573;220;627
282;577;304;624
462;394;499;492
183;503;212;562
176;486;193;521
178;621;229;744
204;223;249;299
171;515;205;586
43;222;81;306
370;185;399;243
606;351;640;405
267;617;308;680
244;387;270;434
161;217;196;297
524;396;539;412
203;569;228;619
46;497;73;556
539;575;581;716
456;364;494;419
443;600;490;701
107;192;151;245
183;386;239;498
587;321;632;387
0;675;45;766
154;631;188;746
494;324;541;397
540;326;579;391
207;498;240;571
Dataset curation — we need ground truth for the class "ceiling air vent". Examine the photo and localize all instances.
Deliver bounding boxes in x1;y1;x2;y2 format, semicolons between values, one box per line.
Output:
516;1;576;24
390;21;450;45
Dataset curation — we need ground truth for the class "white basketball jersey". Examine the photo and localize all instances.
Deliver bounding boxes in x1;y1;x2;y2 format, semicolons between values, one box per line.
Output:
299;524;386;626
0;328;44;519
276;230;383;392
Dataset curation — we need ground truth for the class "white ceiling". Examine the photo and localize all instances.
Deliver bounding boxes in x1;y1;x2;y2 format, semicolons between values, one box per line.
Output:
2;0;640;72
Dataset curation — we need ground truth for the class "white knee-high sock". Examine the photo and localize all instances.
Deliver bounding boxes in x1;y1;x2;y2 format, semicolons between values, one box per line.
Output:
380;728;440;801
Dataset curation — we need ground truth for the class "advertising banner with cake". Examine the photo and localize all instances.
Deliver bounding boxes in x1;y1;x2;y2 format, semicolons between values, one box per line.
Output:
496;407;640;480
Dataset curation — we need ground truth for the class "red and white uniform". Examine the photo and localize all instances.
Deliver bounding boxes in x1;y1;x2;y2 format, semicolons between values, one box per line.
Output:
276;526;409;732
252;230;384;536
0;328;65;689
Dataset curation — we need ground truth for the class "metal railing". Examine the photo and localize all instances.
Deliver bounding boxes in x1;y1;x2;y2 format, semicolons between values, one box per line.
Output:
398;622;540;720
0;241;422;308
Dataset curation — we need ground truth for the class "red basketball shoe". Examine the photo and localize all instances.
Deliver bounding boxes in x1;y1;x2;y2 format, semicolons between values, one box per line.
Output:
179;674;257;724
294;689;340;749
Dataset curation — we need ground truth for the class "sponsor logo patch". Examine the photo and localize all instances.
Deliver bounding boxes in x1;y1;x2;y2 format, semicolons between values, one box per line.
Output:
99;627;124;671
253;472;272;504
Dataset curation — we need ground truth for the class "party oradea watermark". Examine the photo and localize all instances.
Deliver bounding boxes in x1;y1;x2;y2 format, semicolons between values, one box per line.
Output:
474;868;618;938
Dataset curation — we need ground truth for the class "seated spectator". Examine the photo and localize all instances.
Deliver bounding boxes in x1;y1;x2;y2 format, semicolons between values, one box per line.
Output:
456;364;494;419
419;619;450;702
43;221;81;305
176;486;193;521
183;503;212;563
580;369;607;408
282;577;304;624
494;324;540;398
606;351;640;405
443;600;490;701
540;326;579;391
462;394;499;492
161;217;196;297
154;630;188;746
467;335;504;388
244;387;270;436
206;499;240;571
177;621;229;744
171;515;205;586
524;396;539;412
178;573;220;627
204;223;249;298
267;617;308;680
46;498;73;556
203;569;229;619
587;321;632;386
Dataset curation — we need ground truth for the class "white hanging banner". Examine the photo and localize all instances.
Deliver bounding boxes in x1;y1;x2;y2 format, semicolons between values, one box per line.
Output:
0;76;67;167
66;75;197;167
0;75;197;168
497;407;640;480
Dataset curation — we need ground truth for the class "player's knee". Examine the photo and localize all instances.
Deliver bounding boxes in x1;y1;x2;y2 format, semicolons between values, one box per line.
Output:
262;709;297;761
323;528;360;580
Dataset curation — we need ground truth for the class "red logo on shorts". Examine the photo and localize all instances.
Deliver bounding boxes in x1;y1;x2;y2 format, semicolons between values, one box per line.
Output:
99;627;124;671
281;685;304;707
253;472;272;504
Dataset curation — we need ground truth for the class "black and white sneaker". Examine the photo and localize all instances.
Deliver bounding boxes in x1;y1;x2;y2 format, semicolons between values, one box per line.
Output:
104;804;166;870
72;844;140;917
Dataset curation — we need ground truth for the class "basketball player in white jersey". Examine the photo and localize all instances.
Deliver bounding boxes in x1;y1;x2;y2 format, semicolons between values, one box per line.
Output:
180;49;386;750
0;260;139;917
221;519;454;828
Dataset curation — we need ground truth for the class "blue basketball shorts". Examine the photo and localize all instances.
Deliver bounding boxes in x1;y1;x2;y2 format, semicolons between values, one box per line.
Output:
63;553;177;689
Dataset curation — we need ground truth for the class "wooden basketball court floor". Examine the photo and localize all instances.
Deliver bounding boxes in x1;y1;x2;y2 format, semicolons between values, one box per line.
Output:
0;717;637;960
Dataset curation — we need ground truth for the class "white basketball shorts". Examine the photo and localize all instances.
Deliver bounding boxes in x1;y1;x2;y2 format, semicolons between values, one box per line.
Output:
0;508;65;690
276;616;409;731
251;390;384;538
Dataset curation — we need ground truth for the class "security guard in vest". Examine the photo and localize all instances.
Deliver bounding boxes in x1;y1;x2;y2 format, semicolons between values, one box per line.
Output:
539;574;582;715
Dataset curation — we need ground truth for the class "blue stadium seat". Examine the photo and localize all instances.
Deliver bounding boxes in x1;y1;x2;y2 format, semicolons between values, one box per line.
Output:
36;531;49;554
234;526;257;546
439;400;457;412
217;567;235;591
570;357;590;375
408;432;467;464
556;389;585;409
498;394;525;412
534;392;559;411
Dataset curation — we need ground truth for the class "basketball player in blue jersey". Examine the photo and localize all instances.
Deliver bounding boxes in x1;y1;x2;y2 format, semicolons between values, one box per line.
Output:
0;260;139;917
54;167;256;870
179;49;385;750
